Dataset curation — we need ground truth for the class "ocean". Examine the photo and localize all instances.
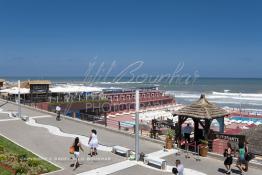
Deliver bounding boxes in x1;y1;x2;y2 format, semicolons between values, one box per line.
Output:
3;76;262;113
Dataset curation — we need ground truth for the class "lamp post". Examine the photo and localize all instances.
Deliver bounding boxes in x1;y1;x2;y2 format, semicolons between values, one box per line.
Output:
135;90;140;161
18;80;21;118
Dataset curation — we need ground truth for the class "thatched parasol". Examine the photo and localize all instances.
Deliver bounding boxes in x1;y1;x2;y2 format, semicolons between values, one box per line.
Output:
174;94;229;119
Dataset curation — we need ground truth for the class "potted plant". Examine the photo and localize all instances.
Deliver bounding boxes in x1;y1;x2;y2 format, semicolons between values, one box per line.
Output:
165;129;175;149
199;139;209;157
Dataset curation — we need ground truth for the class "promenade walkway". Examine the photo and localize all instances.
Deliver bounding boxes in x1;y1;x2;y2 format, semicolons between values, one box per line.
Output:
0;100;262;175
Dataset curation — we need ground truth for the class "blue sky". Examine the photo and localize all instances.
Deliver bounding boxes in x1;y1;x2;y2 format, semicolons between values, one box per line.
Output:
0;0;261;78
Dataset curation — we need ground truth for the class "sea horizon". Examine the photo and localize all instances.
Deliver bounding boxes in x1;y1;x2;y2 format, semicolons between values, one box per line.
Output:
1;76;262;111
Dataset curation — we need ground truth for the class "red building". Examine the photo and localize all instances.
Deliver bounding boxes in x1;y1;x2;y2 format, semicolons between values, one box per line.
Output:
103;88;175;112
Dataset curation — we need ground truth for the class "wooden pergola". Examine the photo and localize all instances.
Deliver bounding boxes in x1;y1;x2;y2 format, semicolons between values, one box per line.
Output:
173;94;229;145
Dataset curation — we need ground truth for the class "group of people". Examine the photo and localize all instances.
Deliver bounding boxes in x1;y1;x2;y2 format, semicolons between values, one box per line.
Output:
67;119;253;174
172;140;251;175
70;127;185;174
224;141;251;175
71;129;98;169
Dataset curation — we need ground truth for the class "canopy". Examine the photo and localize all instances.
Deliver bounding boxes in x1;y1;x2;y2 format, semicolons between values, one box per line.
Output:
174;94;229;119
49;85;103;93
0;87;30;95
0;85;103;95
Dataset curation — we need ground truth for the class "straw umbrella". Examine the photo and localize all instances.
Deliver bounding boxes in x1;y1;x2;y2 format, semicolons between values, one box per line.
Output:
173;94;229;142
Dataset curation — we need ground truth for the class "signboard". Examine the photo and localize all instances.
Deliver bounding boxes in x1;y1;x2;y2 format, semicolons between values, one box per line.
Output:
215;133;246;144
30;85;49;93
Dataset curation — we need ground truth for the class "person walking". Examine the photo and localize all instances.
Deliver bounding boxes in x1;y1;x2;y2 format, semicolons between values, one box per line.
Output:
244;140;249;172
224;142;233;174
172;159;184;175
236;142;246;175
88;129;98;156
72;137;84;169
56;105;61;121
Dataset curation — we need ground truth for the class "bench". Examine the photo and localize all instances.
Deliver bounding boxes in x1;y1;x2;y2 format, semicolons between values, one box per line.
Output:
144;156;167;170
112;146;131;157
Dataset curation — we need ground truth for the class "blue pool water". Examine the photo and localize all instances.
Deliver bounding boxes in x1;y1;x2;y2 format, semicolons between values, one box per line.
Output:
230;116;262;123
120;121;135;128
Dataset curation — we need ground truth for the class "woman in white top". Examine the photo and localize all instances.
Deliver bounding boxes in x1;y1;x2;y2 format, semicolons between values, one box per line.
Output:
88;129;98;156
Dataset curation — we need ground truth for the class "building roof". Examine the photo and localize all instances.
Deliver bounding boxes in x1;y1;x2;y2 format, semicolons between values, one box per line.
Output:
20;80;51;88
28;80;51;85
173;94;229;119
0;79;5;82
241;125;262;155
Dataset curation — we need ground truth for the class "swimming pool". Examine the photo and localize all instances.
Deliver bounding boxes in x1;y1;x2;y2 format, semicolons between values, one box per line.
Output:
230;116;262;123
120;121;135;128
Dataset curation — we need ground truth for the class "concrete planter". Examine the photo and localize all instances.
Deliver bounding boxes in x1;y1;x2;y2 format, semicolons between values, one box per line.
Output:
165;138;174;149
199;144;208;157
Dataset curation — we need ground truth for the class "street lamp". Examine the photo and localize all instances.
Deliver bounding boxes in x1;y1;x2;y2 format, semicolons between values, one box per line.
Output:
135;90;140;161
18;80;21;118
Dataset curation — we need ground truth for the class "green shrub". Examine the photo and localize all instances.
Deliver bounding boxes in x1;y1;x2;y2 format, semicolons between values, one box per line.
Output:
27;158;40;167
166;129;175;139
0;154;7;162
2;153;18;166
27;167;40;175
199;139;208;145
13;163;28;174
17;154;27;162
0;145;4;154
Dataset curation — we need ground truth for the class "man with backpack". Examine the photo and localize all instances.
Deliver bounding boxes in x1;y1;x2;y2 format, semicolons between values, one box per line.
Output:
172;159;184;175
